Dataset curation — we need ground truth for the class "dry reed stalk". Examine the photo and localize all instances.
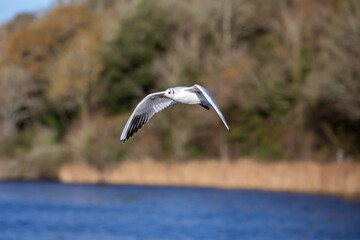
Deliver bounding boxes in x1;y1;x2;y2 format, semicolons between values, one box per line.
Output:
59;159;360;197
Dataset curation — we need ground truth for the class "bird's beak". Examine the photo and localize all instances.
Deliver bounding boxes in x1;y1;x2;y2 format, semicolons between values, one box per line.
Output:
162;95;166;98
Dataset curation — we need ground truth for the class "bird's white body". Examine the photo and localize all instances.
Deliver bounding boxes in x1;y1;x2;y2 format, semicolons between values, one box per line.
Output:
171;87;201;104
120;84;229;142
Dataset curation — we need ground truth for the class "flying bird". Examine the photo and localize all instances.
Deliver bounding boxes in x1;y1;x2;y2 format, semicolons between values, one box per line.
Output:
120;84;229;142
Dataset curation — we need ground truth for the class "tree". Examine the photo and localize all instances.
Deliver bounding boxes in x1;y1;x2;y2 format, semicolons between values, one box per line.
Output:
49;31;103;124
305;0;360;157
0;64;37;153
0;13;35;62
6;6;92;81
102;0;177;114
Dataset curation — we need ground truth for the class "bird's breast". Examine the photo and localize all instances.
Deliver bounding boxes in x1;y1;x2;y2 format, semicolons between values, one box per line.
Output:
174;91;201;104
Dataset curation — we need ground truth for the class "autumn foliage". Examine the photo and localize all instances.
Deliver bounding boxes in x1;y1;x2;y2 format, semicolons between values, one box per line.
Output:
0;0;359;173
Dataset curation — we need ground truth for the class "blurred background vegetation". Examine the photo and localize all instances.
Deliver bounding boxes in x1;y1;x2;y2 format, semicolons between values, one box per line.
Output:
0;0;359;179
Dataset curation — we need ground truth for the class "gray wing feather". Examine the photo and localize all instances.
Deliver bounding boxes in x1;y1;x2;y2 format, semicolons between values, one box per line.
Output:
120;91;177;142
193;84;230;130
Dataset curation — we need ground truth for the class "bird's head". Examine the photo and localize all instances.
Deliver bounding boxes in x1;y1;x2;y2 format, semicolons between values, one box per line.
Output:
162;88;176;99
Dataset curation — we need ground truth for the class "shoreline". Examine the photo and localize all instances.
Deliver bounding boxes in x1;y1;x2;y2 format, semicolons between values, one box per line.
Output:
57;159;360;198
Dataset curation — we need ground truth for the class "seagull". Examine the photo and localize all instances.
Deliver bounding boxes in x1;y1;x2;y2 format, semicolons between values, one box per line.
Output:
120;84;229;142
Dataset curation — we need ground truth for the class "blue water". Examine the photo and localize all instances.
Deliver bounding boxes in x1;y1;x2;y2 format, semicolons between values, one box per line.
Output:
0;182;359;240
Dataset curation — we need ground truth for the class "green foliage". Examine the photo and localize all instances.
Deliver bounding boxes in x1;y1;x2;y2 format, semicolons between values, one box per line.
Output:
256;80;295;119
298;49;311;82
39;107;76;141
13;129;32;154
235;111;282;159
102;0;176;114
180;60;202;86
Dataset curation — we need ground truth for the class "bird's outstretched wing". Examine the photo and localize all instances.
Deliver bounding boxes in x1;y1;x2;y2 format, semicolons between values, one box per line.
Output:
191;84;230;130
120;92;177;142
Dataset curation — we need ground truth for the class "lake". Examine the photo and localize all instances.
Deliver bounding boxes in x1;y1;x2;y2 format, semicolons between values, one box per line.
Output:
0;182;359;240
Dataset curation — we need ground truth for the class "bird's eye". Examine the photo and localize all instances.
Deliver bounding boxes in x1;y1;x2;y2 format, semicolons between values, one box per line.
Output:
168;91;171;94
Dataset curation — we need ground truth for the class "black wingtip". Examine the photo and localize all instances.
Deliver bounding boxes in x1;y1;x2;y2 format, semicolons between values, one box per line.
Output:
120;137;129;143
200;104;210;110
